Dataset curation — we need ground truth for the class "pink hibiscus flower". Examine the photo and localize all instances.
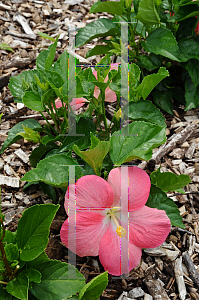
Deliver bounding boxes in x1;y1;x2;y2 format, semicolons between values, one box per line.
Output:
60;166;171;276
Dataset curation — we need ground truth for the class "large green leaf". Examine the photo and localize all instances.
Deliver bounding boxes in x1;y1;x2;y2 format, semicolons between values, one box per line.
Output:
179;38;199;62
36;37;58;70
109;121;166;165
184;59;199;87
86;44;113;58
22;91;44;111
141;28;180;61
79;272;108;300
16;204;59;261
169;4;199;22
90;0;125;15
30;261;85;300
0;119;42;154
29;144;57;167
184;78;199;111
59;118;96;152
150;168;191;192
73;140;110;175
124;100;166;127
136;0;160;25
6;274;29;300
153;89;173;115
146;185;185;228
136;67;169;100
76;18;119;48
21;154;82;188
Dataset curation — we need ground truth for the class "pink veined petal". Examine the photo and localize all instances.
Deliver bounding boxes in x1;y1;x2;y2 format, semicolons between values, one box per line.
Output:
65;175;115;212
60;211;110;257
107;166;151;211
129;206;171;249
98;224;142;276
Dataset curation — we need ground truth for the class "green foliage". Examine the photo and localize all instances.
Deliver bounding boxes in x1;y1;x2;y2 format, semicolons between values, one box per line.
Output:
0;205;91;300
90;0;125;15
110;121;166;165
146;185;185;228
0;119;42;154
150;167;191;192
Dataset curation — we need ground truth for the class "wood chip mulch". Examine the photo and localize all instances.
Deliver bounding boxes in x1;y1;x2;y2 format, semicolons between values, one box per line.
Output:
1;1;199;299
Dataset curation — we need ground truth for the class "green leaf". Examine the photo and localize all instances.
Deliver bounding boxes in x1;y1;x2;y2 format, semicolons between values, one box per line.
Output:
137;54;162;71
168;4;199;22
22;91;44;111
4;244;19;262
16;204;59;261
39;70;64;89
21;154;82;188
76;18;119;48
29;144;57;167
136;0;160;25
18;125;41;143
86;44;113;58
3;230;16;244
146;185;185;228
110;121;166;165
51;50;68;97
184;59;199;87
20;268;41;283
153;89;173;115
73;141;110;176
90;132;100;149
179;38;199;62
0;285;12;300
36;36;58;70
6;274;29;300
59;118;96;152
30;261;85;300
137;67;169;100
0;119;42;154
142;28;180;61
37;32;55;42
150;168;191;192
79;272;108;300
124;100;166;127
0;43;14;52
27;251;49;269
90;0;125;15
184;78;199;111
8;69;41;102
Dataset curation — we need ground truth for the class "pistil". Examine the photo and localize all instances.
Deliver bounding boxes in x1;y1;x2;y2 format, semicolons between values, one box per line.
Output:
109;210;126;238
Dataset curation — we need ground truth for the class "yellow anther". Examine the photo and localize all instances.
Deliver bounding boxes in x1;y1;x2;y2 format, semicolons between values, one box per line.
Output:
116;226;126;238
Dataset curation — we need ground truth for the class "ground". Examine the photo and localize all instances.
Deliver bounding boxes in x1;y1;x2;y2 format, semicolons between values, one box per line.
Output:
1;0;199;299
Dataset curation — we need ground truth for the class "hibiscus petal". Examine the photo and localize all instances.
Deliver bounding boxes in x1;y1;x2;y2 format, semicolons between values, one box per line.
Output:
104;87;117;103
129;206;171;249
70;98;89;110
99;225;142;276
107;167;151;211
65;175;114;212
60;211;109;257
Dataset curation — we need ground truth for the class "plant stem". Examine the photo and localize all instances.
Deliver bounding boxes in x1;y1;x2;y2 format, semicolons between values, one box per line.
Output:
39;111;57;135
101;90;108;133
0;219;11;278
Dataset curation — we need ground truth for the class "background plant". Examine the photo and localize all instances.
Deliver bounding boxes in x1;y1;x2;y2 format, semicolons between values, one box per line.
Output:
76;0;199;114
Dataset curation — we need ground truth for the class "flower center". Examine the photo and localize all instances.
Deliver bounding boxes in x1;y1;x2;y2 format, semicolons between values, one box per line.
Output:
107;208;126;238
